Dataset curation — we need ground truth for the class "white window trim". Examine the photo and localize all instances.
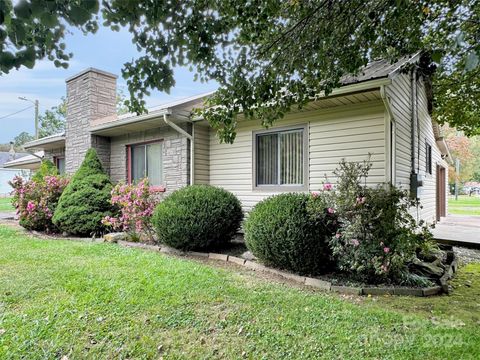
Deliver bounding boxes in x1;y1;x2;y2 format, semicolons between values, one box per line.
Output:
129;140;164;186
252;124;309;192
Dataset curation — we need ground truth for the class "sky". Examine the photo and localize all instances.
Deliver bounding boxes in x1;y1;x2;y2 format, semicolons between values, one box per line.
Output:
0;24;218;144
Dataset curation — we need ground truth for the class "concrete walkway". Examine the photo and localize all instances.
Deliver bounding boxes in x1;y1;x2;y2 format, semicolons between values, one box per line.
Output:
433;215;480;249
0;211;15;220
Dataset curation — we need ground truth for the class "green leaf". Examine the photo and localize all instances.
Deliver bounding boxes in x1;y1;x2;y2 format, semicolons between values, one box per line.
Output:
40;12;58;27
13;0;31;19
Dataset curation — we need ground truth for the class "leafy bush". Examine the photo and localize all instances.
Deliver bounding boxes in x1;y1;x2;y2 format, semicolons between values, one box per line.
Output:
10;174;68;232
31;160;58;183
152;185;243;250
245;193;336;275
102;179;162;241
314;159;434;285
52;149;116;236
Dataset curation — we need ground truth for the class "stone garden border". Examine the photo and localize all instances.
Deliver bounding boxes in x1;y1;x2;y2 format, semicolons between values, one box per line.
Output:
113;239;458;297
0;220;457;297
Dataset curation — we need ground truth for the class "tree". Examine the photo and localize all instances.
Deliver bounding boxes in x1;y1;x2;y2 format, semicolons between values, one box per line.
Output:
444;125;480;184
1;1;479;141
52;148;116;236
13;131;34;147
0;0;98;73
116;88;129;115
38;97;66;138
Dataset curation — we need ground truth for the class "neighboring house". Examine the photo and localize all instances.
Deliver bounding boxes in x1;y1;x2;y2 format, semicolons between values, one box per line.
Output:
17;54;451;223
0;150;32;195
3;151;43;172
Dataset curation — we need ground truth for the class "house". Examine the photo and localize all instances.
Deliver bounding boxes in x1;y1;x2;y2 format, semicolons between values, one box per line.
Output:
0;150;33;195
15;54;451;223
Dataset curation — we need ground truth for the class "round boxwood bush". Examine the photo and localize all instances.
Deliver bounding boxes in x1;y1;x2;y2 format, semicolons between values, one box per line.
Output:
244;193;334;275
52;148;116;236
152;185;243;251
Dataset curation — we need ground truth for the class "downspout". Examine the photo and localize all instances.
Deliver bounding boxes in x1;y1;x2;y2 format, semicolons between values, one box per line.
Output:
26;151;44;160
380;85;394;184
163;114;194;186
410;69;417;175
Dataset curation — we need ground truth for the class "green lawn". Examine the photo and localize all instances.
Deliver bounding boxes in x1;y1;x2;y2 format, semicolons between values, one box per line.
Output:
448;195;480;216
0;198;13;212
0;225;479;359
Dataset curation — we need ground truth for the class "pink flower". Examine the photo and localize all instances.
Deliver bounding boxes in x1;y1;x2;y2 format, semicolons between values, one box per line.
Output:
323;183;333;191
383;247;390;254
327;207;335;214
26;201;35;212
380;264;388;273
351;239;359;247
335;233;341;239
311;191;320;198
356;196;366;205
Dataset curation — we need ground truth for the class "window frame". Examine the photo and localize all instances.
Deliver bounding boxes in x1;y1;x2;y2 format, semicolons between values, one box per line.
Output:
426;142;432;175
53;156;65;175
252;124;308;192
126;140;164;186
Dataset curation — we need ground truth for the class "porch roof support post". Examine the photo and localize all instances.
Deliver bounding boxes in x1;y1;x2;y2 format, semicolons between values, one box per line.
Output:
162;114;194;186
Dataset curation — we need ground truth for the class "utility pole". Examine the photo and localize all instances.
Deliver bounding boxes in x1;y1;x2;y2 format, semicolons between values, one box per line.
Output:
18;97;39;139
34;99;39;139
455;158;460;201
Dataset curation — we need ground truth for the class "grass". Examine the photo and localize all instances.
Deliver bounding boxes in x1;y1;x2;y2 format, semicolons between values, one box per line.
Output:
448;195;480;216
0;225;479;359
0;198;13;212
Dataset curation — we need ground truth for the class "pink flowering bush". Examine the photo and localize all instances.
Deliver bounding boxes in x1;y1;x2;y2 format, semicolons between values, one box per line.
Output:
9;174;69;232
309;159;434;286
102;179;162;241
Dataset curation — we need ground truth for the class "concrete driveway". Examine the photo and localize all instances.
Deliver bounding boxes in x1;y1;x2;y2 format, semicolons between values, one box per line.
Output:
433;215;480;248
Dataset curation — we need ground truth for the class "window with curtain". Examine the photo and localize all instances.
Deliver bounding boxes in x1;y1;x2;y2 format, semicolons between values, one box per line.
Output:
255;128;305;187
129;142;163;186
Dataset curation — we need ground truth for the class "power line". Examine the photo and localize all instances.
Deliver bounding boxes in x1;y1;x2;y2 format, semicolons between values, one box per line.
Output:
0;105;34;121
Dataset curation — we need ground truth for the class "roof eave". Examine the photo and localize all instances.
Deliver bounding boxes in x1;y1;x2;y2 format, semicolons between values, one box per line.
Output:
23;135;66;150
90;108;172;134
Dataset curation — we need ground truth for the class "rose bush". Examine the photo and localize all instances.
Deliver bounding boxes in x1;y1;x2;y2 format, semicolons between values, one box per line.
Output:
102;179;162;241
10;173;69;232
308;159;434;286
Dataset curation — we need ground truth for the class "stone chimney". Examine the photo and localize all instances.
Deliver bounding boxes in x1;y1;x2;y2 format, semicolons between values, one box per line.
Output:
65;68;117;175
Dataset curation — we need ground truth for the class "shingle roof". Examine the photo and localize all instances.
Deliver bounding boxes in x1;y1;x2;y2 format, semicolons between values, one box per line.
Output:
340;55;418;86
2;151;43;169
0;152;30;167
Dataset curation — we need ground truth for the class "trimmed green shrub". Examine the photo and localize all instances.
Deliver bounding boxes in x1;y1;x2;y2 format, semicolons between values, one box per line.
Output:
52;148;116;236
152;185;243;250
244;193;335;275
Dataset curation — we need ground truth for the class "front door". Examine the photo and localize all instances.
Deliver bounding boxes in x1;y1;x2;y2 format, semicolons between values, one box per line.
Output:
436;165;446;221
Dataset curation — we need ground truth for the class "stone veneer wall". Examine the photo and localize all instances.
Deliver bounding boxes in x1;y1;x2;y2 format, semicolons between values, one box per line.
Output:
110;125;189;193
65;69;117;175
43;147;65;163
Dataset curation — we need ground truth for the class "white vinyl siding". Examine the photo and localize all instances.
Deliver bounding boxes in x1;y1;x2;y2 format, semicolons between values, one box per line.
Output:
387;73;449;223
193;123;210;184
209;99;386;212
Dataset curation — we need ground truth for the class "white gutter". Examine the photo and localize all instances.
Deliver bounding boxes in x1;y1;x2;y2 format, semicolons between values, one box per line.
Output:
91;109;171;133
380;85;395;184
163;114;194;186
190;78;392;121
